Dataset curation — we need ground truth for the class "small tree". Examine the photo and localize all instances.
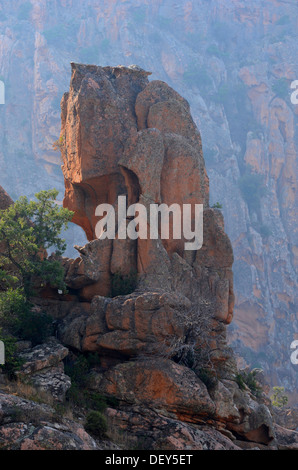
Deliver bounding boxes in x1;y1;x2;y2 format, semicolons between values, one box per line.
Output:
0;189;73;342
52;135;65;152
0;189;73;299
211;202;223;209
271;386;288;408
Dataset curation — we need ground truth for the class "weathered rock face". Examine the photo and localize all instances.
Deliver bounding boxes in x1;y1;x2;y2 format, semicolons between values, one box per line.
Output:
0;0;297;397
52;64;284;448
1;59;297;449
0;185;13;211
58;69;238;425
61;64;208;241
16;337;71;402
273;407;298;432
0;392;98;450
273;424;298;451
105;406;242;450
61;64;151;241
60;64;233;328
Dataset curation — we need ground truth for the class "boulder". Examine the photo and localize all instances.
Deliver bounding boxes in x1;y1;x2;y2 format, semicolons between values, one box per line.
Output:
227;392;275;445
16;338;71;402
106;406;241;451
18;338;69;375
30;370;71;402
274;424;298;450
135;80;190;130
58;291;190;357
0;392;98;450
90;359;216;423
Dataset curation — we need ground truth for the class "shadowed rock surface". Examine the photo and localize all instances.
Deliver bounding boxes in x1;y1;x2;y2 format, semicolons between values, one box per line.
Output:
0;392;98;450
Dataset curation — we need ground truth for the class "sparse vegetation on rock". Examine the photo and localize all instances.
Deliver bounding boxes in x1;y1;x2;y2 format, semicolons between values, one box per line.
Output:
271;386;289;409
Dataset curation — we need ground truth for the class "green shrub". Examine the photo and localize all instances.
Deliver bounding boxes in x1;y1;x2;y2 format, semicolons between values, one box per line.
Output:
0;288;27;327
111;270;137;297
66;385;116;412
65;354;119;411
0;287;53;347
85;411;108;438
271;386;288;408
243;370;261;394
53;134;65;152
0;330;23;379
84;392;108;413
65;355;90;407
235;372;246;390
85;352;101;368
235;369;262;397
0;189;73;299
52;134;65;152
64;355;89;388
13;310;54;347
65;354;100;407
211;202;223;209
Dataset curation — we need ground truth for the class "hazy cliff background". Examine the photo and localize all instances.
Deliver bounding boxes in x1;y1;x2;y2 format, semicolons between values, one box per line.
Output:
0;0;297;402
